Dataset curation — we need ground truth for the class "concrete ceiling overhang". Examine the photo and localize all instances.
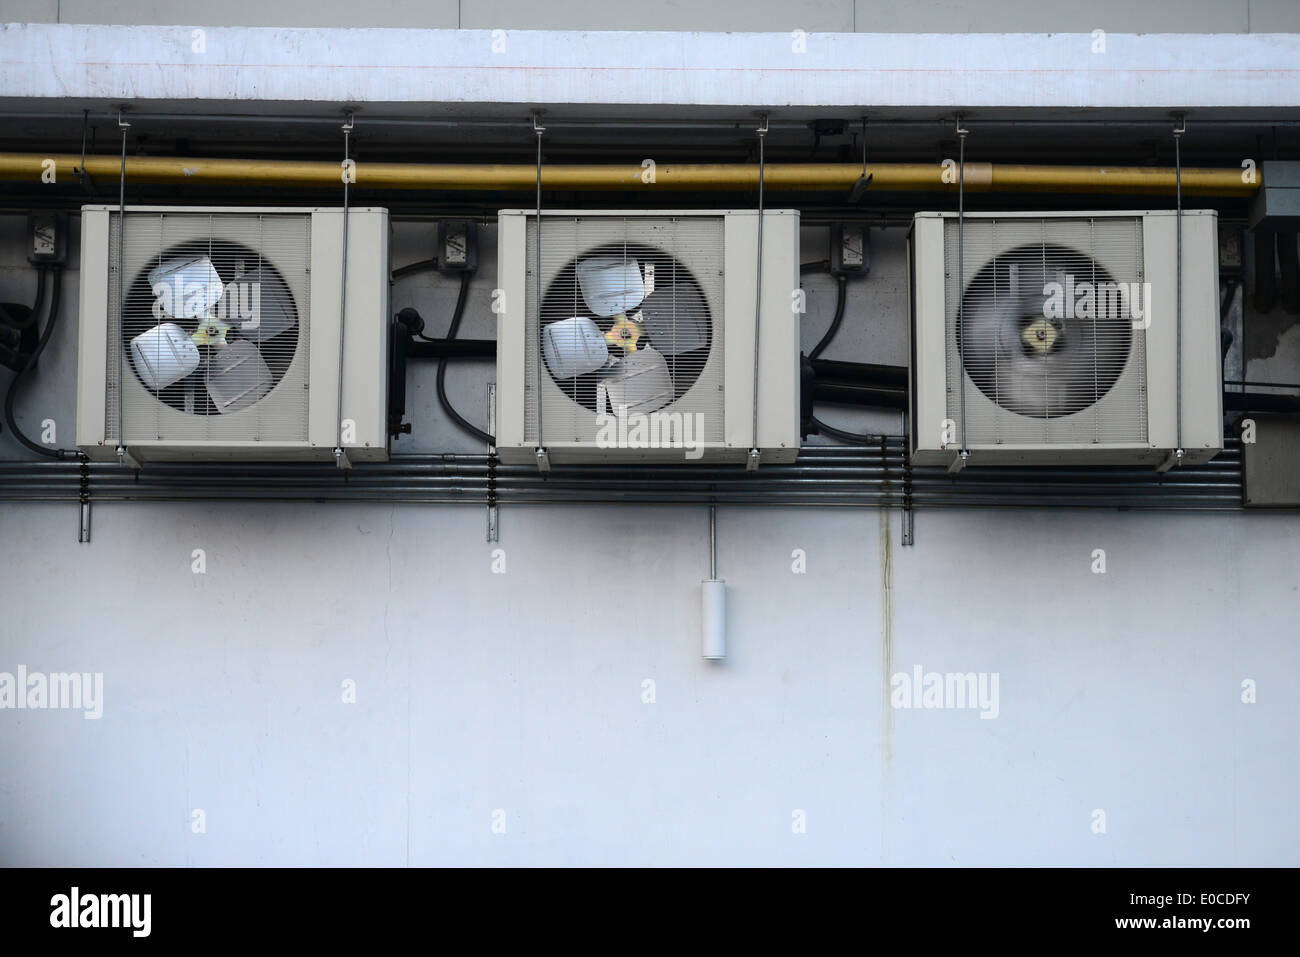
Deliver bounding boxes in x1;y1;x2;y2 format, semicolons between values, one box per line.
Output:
3;23;1300;112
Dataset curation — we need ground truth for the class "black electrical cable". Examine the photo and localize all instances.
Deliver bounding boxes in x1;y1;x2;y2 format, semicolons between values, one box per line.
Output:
808;273;848;360
806;271;864;434
799;259;831;274
432;271;494;445
3;265;80;459
0;267;45;331
1220;277;1237;319
811;414;874;445
392;257;440;280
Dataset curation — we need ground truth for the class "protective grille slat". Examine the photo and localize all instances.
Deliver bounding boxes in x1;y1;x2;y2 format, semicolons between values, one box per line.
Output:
944;217;1148;446
525;215;725;445
105;211;311;444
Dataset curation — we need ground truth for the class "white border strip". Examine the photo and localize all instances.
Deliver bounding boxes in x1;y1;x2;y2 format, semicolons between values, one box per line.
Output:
2;24;1299;108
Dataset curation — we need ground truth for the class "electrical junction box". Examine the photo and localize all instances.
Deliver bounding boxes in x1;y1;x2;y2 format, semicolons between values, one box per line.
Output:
438;219;478;273
27;212;68;265
1243;414;1300;507
1248;161;1300;230
831;223;870;277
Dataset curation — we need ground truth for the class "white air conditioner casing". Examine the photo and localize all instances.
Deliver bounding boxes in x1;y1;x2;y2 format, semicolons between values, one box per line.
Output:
76;206;390;465
909;210;1223;468
494;209;801;465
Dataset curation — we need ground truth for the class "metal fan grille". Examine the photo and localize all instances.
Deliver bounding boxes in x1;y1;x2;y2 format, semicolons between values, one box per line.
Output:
944;217;1148;446
105;212;311;444
524;215;725;445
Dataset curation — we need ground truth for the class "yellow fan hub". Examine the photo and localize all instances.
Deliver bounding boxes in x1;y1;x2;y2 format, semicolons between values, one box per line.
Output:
1021;318;1058;355
604;313;642;355
191;317;232;347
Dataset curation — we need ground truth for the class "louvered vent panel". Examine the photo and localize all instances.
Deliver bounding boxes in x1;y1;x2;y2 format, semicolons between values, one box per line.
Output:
943;217;1148;446
105;211;311;444
524;215;725;444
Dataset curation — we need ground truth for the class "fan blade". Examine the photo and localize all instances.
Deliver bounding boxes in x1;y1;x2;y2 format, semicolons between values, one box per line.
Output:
577;257;647;317
129;322;201;391
543;316;610;378
221;265;296;341
639;283;709;355
597;345;674;415
148;256;224;320
206;340;273;413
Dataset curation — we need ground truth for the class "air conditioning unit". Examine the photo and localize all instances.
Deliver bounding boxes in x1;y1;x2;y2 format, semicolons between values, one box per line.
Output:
76;205;390;465
494;209;801;465
909;210;1223;469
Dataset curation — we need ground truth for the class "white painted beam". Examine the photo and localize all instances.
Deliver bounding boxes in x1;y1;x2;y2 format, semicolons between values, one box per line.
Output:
1;23;1298;109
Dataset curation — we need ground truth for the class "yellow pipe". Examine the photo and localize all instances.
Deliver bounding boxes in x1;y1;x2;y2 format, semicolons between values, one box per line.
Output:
0;153;1259;196
988;164;1256;195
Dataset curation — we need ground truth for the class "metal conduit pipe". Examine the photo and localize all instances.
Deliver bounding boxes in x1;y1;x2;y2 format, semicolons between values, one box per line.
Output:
0;441;1246;508
808;358;907;385
0;154;1260;196
7;111;1300;131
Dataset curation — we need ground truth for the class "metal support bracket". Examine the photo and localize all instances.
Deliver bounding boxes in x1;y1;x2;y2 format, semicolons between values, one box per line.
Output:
955;114;970;467
334;111;355;471
1171;113;1187;471
901;414;915;546
114;108;130;465
73;108;96;193
77;457;91;543
487;382;499;541
848;115;873;202
532;110;549;472
709;504;718;579
748;112;769;472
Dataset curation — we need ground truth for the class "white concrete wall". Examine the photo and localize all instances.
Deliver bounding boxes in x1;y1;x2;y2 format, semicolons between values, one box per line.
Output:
1;501;1295;865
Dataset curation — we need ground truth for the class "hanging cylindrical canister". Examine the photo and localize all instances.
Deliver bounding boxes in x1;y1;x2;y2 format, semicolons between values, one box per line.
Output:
701;579;726;659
